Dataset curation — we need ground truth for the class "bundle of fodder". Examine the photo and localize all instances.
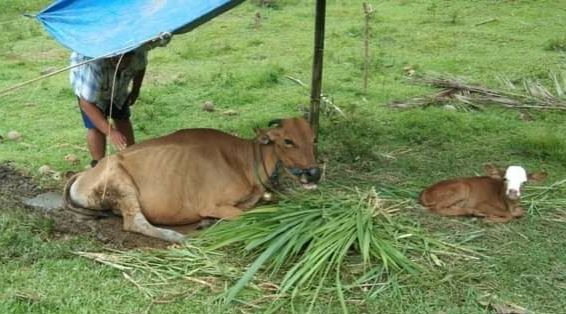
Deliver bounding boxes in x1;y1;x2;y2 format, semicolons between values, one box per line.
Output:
390;73;566;111
524;178;566;221
78;187;481;310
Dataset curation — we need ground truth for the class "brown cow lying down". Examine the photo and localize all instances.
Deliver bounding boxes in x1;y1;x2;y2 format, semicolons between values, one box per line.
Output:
64;117;321;242
419;164;546;223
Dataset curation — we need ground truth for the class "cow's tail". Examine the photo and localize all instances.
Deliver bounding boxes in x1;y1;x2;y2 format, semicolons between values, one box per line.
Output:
63;172;114;218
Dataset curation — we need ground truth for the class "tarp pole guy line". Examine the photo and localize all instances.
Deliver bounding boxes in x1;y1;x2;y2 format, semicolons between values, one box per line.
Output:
0;34;164;99
0;13;34;25
0;18;27;25
0;58;101;98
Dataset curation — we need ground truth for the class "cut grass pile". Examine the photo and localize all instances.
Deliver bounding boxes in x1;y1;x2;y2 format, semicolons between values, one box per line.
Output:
524;178;566;218
80;187;484;311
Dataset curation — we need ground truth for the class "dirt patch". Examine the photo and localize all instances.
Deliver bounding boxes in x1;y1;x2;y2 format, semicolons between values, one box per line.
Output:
0;162;196;249
0;162;43;207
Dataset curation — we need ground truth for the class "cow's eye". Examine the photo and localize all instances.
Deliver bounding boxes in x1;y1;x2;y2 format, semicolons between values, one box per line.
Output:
284;139;295;146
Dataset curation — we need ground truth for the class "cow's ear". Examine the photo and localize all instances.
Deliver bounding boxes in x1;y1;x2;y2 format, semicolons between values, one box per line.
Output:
528;171;547;182
255;128;272;144
268;119;283;128
484;163;504;178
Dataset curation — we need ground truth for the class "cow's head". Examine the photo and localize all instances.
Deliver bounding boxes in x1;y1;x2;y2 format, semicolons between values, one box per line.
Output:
484;164;547;200
256;117;321;190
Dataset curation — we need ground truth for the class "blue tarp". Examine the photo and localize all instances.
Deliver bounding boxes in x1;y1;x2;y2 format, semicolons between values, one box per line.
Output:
36;0;246;58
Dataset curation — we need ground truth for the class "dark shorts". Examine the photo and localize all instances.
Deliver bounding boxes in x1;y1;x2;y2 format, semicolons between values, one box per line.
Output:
77;97;131;129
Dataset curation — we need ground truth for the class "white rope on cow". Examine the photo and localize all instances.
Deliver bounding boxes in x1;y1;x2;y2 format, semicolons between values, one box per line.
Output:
101;53;125;202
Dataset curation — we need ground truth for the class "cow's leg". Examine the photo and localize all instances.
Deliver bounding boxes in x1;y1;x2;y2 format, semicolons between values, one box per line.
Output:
203;205;243;220
197;205;243;229
110;170;185;243
123;210;185;243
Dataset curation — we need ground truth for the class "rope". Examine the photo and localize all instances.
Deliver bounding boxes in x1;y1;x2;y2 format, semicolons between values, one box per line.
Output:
0;18;26;25
101;53;125;201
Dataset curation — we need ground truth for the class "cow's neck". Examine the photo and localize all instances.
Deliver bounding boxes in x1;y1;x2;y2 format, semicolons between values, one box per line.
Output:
251;142;279;191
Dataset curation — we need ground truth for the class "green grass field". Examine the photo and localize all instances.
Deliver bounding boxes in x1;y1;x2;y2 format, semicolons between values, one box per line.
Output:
1;0;566;313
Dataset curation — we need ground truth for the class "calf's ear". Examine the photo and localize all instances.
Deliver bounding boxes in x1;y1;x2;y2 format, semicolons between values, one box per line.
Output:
484;163;504;178
528;171;547;182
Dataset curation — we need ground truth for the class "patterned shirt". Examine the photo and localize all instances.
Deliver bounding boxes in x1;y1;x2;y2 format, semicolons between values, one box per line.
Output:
69;48;147;111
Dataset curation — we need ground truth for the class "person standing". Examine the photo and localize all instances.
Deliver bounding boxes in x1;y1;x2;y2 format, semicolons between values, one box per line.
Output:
70;48;147;167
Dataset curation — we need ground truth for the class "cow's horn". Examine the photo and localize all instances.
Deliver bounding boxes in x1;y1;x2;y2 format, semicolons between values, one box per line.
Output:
268;119;283;127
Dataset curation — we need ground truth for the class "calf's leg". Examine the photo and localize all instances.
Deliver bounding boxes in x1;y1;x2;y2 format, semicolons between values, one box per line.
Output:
472;203;516;223
430;206;475;216
474;207;512;218
480;206;525;224
482;216;513;223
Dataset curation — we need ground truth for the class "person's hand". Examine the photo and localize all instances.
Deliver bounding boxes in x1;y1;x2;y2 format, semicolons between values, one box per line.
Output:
109;128;128;151
125;90;139;107
146;32;172;49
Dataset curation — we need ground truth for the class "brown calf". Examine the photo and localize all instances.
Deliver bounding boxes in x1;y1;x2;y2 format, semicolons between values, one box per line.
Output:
419;164;546;223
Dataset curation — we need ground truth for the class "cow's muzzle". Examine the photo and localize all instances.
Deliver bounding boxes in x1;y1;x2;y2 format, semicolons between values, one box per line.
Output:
288;167;321;190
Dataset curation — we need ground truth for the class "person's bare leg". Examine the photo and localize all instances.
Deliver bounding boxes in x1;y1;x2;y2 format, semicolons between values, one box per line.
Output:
87;128;106;162
114;118;135;146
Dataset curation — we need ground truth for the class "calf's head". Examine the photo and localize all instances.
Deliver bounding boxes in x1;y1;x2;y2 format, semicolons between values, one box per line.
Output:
485;164;547;200
256;117;320;190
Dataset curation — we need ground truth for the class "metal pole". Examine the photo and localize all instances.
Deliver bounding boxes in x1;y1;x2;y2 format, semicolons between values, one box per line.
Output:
309;0;326;142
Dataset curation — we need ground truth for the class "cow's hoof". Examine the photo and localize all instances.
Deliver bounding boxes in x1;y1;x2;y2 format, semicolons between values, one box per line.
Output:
162;229;186;243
